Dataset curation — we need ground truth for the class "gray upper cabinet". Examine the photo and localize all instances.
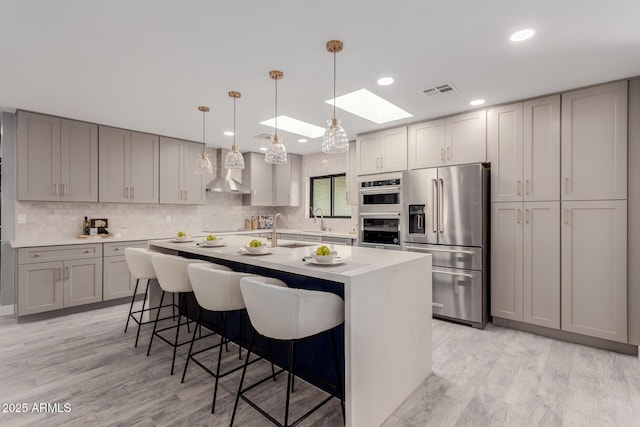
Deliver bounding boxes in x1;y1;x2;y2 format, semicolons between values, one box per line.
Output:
273;153;302;206
18;111;98;202
561;81;627;201
99;126;159;203
159;137;205;205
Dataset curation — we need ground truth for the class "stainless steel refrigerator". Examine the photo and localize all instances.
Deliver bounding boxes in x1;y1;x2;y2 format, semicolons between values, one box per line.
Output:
402;163;489;328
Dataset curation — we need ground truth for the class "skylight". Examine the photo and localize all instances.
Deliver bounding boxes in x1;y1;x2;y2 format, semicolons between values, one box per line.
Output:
326;89;412;124
259;115;325;138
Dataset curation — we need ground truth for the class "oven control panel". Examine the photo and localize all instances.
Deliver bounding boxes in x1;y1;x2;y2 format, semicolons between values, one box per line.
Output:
360;178;401;188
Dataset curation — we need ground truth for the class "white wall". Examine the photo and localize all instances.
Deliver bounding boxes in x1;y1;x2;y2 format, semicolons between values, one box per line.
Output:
277;151;357;233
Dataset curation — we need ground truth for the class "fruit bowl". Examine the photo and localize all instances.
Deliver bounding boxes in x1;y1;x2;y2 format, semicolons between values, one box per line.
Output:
245;244;266;254
311;251;337;263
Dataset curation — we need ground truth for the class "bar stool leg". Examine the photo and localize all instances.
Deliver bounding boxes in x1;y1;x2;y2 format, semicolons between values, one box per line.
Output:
181;307;203;383
291;342;297;393
170;293;184;375
134;279;151;348
211;312;227;414
332;329;346;424
172;293;176;320
231;330;256;427
124;278;140;333
267;340;277;381
147;291;165;357
284;340;295;427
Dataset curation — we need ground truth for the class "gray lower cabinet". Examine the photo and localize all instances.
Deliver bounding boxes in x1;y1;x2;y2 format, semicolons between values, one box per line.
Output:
103;241;148;300
18;244;103;315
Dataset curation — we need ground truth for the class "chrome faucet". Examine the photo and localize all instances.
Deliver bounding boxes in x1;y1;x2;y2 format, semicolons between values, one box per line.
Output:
272;212;285;248
313;207;327;231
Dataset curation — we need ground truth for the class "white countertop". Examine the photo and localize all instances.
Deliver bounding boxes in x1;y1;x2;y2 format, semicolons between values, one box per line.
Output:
9;229;357;249
148;235;423;281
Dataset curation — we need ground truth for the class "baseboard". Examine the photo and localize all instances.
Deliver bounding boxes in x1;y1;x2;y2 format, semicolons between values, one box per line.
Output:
0;305;15;316
16;295;143;324
492;317;638;356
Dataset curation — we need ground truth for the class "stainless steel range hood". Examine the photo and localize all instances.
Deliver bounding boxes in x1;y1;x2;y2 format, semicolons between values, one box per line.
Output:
205;149;251;194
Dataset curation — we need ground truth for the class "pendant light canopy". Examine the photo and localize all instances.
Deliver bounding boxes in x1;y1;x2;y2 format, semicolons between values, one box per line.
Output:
264;70;287;164
322;40;349;154
195;106;213;174
224;91;245;169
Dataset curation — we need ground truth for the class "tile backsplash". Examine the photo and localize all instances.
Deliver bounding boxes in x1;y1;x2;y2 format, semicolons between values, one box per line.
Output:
15;150;358;241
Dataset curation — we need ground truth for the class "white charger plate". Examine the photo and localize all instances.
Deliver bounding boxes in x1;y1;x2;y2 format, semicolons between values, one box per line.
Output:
200;239;225;247
238;248;272;256
306;257;345;266
170;239;194;243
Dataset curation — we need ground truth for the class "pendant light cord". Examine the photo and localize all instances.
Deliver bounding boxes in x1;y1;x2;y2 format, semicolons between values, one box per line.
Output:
333;50;337;119
201;110;206;155
233;97;236;150
274;77;278;139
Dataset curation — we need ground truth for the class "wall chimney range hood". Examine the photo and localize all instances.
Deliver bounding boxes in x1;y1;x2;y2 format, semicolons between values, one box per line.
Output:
205;149;251;194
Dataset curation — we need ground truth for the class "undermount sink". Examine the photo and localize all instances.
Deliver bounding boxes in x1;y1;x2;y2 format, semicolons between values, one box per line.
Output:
277;242;316;248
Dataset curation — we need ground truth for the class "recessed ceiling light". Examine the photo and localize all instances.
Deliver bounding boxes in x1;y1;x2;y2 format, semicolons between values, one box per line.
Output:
259;147;268;151
259;115;325;138
470;99;486;106
326;88;413;124
377;77;394;86
223;131;234;136
298;139;308;143
510;29;535;42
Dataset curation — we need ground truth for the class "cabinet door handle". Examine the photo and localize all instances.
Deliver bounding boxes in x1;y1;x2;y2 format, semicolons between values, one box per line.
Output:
56;268;61;282
179;190;183;200
380;157;384;168
525;209;530;224
124;187;129;199
517;181;521;196
564;209;569;224
131;187;134;199
33;253;40;258
113;247;119;251
525;180;530;195
54;183;59;196
184;190;188;200
440;148;445;161
376;158;379;168
84;250;91;254
517;208;521;224
61;183;67;196
565;177;570;195
64;266;69;280
446;147;451;160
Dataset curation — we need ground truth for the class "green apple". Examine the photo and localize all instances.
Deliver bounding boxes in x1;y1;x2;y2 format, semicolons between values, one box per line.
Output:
249;239;263;248
316;245;331;256
206;234;217;241
177;231;187;238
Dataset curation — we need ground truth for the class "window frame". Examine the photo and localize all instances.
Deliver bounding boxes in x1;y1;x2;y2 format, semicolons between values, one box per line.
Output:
309;173;351;219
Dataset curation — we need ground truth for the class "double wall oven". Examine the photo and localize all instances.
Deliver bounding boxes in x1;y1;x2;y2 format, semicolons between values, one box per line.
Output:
358;173;402;250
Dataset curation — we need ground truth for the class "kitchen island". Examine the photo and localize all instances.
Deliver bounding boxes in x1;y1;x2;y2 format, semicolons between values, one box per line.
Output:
149;236;432;427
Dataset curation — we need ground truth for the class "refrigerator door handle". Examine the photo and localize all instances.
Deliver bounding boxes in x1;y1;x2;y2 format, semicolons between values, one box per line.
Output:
431;179;438;232
438;178;444;233
433;269;473;279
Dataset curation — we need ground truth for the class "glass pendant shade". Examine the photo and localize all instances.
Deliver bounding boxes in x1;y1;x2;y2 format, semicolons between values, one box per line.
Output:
195;151;213;174
195;105;213;174
323;40;348;155
322;117;349;153
224;145;245;169
225;91;245;169
264;134;287;164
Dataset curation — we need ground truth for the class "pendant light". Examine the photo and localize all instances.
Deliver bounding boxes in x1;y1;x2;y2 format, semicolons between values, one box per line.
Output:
264;70;287;164
322;40;348;154
224;91;245;169
195;105;213;174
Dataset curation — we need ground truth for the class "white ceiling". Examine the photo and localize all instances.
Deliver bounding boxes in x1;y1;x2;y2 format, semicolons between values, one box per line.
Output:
1;0;639;155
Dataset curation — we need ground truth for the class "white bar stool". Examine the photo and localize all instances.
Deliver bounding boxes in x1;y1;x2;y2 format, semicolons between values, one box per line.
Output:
232;276;346;427
123;248;169;348
147;253;207;375
182;264;281;414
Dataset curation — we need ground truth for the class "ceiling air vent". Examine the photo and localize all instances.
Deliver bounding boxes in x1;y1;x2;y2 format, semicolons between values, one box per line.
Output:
254;133;272;140
422;83;457;97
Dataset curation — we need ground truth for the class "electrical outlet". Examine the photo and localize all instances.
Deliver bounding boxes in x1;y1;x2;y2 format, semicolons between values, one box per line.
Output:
17;214;27;224
165;215;172;223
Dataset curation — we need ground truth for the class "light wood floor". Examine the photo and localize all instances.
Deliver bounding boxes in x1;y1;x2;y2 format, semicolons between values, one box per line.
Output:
1;304;639;427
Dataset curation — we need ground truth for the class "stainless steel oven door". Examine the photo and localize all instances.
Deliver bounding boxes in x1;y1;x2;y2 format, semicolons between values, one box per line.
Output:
359;186;402;213
359;212;402;250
